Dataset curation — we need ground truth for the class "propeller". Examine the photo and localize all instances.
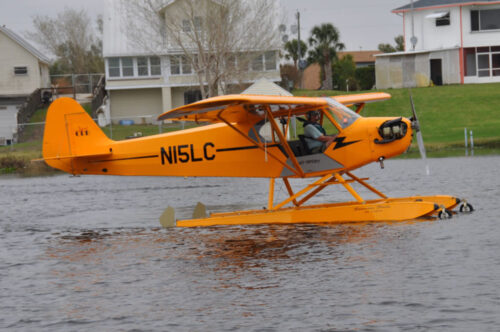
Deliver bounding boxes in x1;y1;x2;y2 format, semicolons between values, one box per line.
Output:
409;91;430;176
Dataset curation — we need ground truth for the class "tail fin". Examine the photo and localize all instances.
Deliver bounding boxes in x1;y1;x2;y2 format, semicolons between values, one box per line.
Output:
43;97;113;173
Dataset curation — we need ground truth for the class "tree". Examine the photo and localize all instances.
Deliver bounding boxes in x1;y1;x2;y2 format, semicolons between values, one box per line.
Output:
280;64;299;90
284;39;307;69
394;35;405;51
355;66;375;90
27;8;103;74
126;0;280;98
332;54;357;91
378;35;405;53
307;23;345;91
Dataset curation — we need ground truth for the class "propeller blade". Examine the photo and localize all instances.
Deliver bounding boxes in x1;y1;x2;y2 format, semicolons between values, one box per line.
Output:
416;131;430;176
409;91;430;176
410;91;418;125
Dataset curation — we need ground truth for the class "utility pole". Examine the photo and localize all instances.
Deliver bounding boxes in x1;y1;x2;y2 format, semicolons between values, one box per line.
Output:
410;0;417;51
296;10;302;89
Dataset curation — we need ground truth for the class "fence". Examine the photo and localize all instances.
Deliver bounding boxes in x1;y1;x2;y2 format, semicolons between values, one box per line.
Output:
49;73;104;97
15;89;44;143
91;75;107;116
1;116;196;146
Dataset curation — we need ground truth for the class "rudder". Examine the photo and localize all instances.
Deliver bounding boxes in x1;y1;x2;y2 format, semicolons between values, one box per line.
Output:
43;97;113;173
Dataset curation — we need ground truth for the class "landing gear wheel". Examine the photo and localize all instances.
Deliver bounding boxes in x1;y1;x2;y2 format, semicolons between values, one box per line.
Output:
459;202;474;213
438;208;452;219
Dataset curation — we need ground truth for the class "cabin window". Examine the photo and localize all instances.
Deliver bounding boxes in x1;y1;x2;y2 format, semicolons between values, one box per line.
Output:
14;66;28;75
324;97;360;129
471;9;500;32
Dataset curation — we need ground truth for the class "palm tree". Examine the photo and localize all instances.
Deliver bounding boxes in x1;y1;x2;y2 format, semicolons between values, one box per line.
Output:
284;39;307;69
308;23;345;90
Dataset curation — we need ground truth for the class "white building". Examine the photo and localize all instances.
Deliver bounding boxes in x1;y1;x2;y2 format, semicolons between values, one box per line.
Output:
0;25;50;145
376;0;500;88
103;0;281;124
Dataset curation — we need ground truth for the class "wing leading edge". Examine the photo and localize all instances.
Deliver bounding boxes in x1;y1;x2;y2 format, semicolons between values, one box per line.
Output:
157;92;391;123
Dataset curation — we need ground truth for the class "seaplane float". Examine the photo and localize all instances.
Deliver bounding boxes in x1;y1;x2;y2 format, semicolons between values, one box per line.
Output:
40;92;473;227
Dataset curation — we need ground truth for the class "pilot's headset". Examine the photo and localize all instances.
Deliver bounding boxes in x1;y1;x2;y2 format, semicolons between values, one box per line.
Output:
306;110;320;121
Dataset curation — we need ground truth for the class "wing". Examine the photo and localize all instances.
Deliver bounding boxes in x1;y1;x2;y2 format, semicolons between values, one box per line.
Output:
157;92;391;123
332;92;391;113
157;94;328;123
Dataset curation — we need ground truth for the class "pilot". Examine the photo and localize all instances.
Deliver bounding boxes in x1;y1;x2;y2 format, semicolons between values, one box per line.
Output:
303;110;337;153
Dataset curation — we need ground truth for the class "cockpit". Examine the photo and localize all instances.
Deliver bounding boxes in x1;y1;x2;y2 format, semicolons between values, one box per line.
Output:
251;98;360;157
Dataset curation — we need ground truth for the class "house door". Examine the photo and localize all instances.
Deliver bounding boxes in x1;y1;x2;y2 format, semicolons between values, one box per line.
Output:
184;90;202;105
430;59;443;85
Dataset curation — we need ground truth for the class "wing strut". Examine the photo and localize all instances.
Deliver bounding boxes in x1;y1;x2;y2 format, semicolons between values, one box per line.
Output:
216;109;305;177
263;105;304;177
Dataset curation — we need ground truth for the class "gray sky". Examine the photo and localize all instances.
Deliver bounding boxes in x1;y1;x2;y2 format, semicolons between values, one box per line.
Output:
0;0;408;51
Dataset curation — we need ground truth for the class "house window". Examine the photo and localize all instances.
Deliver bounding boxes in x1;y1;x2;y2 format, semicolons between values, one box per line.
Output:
464;46;500;77
251;51;277;71
226;54;237;69
264;51;277;70
464;48;477;76
138;57;149;76
182;20;191;32
478;53;490;77
107;57;162;78
194;17;202;31
170;55;192;75
137;56;162;76
108;58;120;77
170;56;180;75
436;12;450;26
492;53;500;76
252;54;264;71
471;9;500;31
121;58;134;77
150;57;161;76
182;56;192;74
14;66;28;75
182;16;202;33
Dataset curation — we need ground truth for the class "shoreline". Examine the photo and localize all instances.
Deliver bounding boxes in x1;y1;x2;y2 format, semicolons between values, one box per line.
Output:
2;141;499;176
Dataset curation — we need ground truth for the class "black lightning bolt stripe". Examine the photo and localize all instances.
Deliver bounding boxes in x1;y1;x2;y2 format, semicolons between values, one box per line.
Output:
332;137;361;150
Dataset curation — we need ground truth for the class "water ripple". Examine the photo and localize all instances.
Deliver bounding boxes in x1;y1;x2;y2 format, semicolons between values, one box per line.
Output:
1;157;500;331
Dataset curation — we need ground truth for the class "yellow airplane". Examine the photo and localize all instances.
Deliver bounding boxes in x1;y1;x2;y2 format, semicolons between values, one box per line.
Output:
41;93;473;227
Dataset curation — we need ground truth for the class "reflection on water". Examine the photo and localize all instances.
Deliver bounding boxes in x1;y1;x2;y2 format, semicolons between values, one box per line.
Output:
2;156;500;331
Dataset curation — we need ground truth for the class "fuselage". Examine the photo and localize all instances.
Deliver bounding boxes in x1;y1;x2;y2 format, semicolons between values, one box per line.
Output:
43;96;413;178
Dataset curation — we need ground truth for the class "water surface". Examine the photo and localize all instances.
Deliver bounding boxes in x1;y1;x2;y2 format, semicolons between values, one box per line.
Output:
1;156;499;331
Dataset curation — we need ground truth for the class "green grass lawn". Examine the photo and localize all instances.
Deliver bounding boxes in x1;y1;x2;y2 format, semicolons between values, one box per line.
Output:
294;83;500;144
2;84;499;174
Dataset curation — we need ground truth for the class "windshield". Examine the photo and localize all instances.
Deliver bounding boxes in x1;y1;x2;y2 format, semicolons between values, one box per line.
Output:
323;97;361;129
